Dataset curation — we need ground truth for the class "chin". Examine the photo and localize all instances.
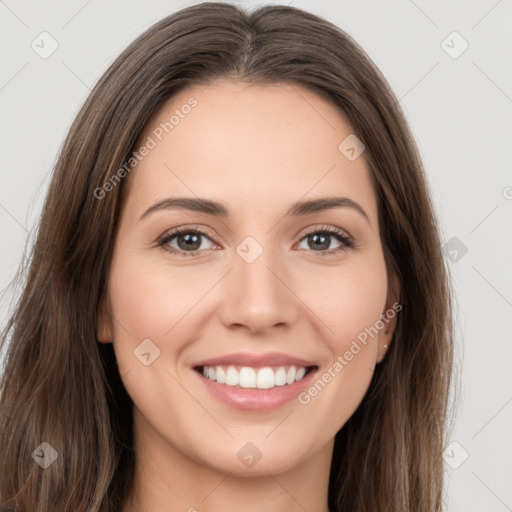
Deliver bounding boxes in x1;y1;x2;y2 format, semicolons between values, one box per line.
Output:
192;437;315;477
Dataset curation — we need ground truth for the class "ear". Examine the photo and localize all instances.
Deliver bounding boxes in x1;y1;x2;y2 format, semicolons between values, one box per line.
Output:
376;273;401;363
96;294;114;343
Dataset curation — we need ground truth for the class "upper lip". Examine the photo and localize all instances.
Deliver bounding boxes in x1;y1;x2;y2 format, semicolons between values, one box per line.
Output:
192;352;317;368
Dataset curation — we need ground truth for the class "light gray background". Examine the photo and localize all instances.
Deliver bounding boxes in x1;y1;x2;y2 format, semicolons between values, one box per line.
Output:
1;1;511;511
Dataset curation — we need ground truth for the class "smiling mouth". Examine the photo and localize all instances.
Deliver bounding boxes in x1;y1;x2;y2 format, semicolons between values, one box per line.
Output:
194;364;317;390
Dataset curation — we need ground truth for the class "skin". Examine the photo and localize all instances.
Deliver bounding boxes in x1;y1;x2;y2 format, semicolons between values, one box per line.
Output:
97;80;400;512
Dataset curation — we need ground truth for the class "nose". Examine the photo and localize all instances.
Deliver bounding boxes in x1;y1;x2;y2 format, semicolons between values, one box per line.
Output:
219;245;300;335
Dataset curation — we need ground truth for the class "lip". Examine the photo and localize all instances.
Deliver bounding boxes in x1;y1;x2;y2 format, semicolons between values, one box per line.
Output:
191;353;319;412
192;351;316;369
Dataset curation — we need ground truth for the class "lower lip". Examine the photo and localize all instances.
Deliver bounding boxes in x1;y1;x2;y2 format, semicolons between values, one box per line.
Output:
193;368;318;412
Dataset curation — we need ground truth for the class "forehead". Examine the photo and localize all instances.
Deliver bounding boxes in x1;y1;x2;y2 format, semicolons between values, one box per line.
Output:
124;80;377;223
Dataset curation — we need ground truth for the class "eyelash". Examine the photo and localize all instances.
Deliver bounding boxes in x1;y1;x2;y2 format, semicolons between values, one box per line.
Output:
156;225;355;258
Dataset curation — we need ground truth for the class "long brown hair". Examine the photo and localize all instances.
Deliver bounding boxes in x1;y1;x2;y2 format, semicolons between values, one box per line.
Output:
0;3;456;511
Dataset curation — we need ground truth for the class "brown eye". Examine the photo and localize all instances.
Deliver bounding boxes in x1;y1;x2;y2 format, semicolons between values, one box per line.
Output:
296;226;354;256
158;228;217;257
175;232;202;251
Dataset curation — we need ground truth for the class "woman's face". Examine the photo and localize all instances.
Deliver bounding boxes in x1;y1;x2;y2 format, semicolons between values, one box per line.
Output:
98;80;399;476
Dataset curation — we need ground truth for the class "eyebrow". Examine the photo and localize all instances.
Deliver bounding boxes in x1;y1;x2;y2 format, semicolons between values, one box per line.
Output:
140;196;371;224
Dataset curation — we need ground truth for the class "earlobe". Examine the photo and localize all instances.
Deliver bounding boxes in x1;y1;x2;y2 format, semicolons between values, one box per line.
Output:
96;295;113;343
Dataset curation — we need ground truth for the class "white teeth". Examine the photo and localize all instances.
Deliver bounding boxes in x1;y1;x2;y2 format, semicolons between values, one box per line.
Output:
215;365;225;384
256;367;275;389
274;367;287;386
295;367;306;381
285;366;296;385
239;367;256;388
225;366;239;386
200;365;310;389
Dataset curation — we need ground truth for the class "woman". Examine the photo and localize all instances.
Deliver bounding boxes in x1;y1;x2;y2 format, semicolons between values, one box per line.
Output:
0;2;455;511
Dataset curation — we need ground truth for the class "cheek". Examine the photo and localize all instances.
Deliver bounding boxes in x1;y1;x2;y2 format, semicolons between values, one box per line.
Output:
106;254;209;442
329;284;387;351
295;264;388;432
106;254;170;374
109;250;202;332
107;250;219;372
304;255;388;354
